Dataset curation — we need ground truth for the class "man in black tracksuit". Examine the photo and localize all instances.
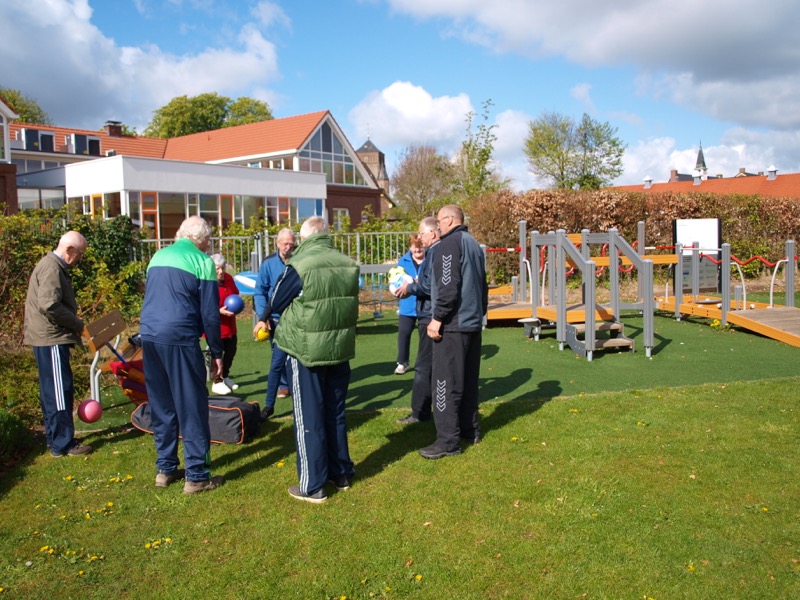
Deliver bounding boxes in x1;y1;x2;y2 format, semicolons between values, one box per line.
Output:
395;216;440;424
420;205;488;459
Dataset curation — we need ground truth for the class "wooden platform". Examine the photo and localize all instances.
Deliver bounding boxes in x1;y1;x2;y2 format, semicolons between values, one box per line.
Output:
656;297;800;348
487;301;615;322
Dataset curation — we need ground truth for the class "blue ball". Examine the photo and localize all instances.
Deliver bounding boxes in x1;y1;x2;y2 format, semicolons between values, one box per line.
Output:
224;294;245;314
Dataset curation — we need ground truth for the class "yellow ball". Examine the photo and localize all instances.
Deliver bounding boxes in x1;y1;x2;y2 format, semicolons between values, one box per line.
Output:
256;328;270;341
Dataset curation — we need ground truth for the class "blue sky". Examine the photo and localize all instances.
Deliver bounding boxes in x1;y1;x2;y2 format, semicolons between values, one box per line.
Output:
2;0;800;190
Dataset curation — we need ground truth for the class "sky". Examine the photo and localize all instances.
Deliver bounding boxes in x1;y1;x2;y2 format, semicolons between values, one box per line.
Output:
2;0;800;191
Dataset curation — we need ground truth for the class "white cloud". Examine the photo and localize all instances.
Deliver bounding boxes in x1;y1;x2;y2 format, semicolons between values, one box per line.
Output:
251;1;291;29
348;81;472;148
385;0;800;130
0;0;280;130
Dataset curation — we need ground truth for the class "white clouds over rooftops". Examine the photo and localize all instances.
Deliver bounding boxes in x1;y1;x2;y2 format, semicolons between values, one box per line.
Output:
0;0;280;129
349;82;472;148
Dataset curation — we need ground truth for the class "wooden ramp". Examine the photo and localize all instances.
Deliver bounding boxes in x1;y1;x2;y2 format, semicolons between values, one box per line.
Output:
727;308;800;348
656;297;800;348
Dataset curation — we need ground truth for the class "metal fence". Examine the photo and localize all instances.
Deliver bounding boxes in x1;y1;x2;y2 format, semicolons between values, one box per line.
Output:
134;231;415;275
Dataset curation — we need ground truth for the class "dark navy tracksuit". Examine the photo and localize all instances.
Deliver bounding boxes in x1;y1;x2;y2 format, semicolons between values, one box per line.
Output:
140;238;223;483
430;225;488;450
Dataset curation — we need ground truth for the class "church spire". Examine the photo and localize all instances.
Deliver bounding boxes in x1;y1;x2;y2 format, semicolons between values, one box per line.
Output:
695;142;707;172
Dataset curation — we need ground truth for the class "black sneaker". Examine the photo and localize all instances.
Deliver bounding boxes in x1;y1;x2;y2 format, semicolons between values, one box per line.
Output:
288;484;327;504
329;475;352;491
51;443;93;458
259;406;274;422
396;414;420;425
419;443;462;460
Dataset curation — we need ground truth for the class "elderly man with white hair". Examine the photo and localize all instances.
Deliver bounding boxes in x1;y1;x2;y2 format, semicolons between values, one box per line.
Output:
140;216;224;494
254;216;359;503
24;230;92;458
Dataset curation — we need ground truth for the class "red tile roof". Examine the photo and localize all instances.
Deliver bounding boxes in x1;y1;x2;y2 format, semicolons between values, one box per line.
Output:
8;111;331;164
163;111;329;162
8;122;168;158
613;172;800;198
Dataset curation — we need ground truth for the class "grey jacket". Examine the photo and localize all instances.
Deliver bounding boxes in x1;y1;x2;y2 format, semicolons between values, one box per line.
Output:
24;252;84;346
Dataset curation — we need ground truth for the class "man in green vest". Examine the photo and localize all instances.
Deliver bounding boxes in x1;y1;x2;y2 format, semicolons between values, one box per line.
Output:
254;216;359;503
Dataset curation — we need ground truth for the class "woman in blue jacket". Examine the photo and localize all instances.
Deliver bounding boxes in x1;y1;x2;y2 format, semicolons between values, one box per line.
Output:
394;235;424;374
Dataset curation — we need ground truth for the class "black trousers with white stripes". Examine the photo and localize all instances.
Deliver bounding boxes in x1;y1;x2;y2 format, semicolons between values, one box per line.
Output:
33;344;77;454
431;329;482;451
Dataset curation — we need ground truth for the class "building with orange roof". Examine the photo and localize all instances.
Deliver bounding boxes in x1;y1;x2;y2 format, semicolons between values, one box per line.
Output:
5;110;386;238
612;146;800;198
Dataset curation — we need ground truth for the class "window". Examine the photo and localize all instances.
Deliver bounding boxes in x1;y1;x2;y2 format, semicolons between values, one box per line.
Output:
297;120;369;187
40;132;54;153
332;208;349;231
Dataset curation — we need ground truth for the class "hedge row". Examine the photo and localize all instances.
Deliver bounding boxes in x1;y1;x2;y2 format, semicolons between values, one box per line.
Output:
469;189;800;283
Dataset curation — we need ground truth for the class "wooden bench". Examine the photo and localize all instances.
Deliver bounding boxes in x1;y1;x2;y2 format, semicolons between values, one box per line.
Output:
83;309;141;402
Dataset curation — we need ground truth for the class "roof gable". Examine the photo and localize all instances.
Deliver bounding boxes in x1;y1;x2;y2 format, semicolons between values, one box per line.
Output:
163;110;329;162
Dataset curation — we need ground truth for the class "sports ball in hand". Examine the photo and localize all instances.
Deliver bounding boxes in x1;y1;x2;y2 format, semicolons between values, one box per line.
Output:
256;328;270;341
388;271;414;295
223;294;245;314
77;399;103;423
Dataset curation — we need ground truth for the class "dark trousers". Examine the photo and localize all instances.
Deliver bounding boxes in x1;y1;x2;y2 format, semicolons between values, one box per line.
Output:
221;334;237;379
33;345;77;454
431;330;482;450
410;321;433;420
396;315;417;365
143;340;212;482
264;339;290;409
288;356;354;495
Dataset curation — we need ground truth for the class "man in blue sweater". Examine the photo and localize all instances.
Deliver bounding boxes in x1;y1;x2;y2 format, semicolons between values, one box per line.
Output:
254;228;296;420
140;216;224;493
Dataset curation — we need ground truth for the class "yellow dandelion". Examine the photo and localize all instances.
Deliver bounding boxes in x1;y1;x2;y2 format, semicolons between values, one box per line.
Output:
65;475;73;481
125;474;134;480
107;502;114;507
415;574;423;581
277;461;285;468
568;408;579;413
385;587;392;592
688;561;695;572
511;436;519;441
60;515;66;520
144;543;151;549
762;506;769;512
78;570;85;576
39;546;49;553
164;538;172;543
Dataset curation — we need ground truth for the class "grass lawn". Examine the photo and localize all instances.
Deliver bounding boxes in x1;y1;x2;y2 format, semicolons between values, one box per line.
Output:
2;309;799;598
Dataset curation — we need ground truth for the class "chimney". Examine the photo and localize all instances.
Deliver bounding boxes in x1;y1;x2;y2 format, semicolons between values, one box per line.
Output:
767;165;778;180
738;167;746;176
669;169;679;182
643;176;653;190
104;120;123;137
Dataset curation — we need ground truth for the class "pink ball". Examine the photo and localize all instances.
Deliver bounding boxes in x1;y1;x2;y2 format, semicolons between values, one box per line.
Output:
77;399;103;423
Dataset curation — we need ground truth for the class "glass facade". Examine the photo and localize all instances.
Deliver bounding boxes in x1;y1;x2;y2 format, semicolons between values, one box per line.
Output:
297;122;367;186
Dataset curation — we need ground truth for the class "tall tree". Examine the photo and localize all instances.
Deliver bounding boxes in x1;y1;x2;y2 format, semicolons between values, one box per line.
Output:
226;97;273;127
0;87;51;124
390;145;454;223
452;100;508;203
144;93;272;138
524;111;625;189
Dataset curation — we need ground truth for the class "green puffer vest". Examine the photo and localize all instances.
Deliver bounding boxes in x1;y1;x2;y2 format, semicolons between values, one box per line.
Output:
275;233;360;366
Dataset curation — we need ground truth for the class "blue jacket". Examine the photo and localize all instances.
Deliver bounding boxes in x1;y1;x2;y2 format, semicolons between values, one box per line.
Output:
254;251;288;321
397;250;421;318
404;241;439;324
140;238;223;358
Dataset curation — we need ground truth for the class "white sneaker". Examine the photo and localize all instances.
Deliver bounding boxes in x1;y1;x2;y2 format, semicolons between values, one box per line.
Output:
394;363;409;375
211;381;231;395
223;377;239;390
